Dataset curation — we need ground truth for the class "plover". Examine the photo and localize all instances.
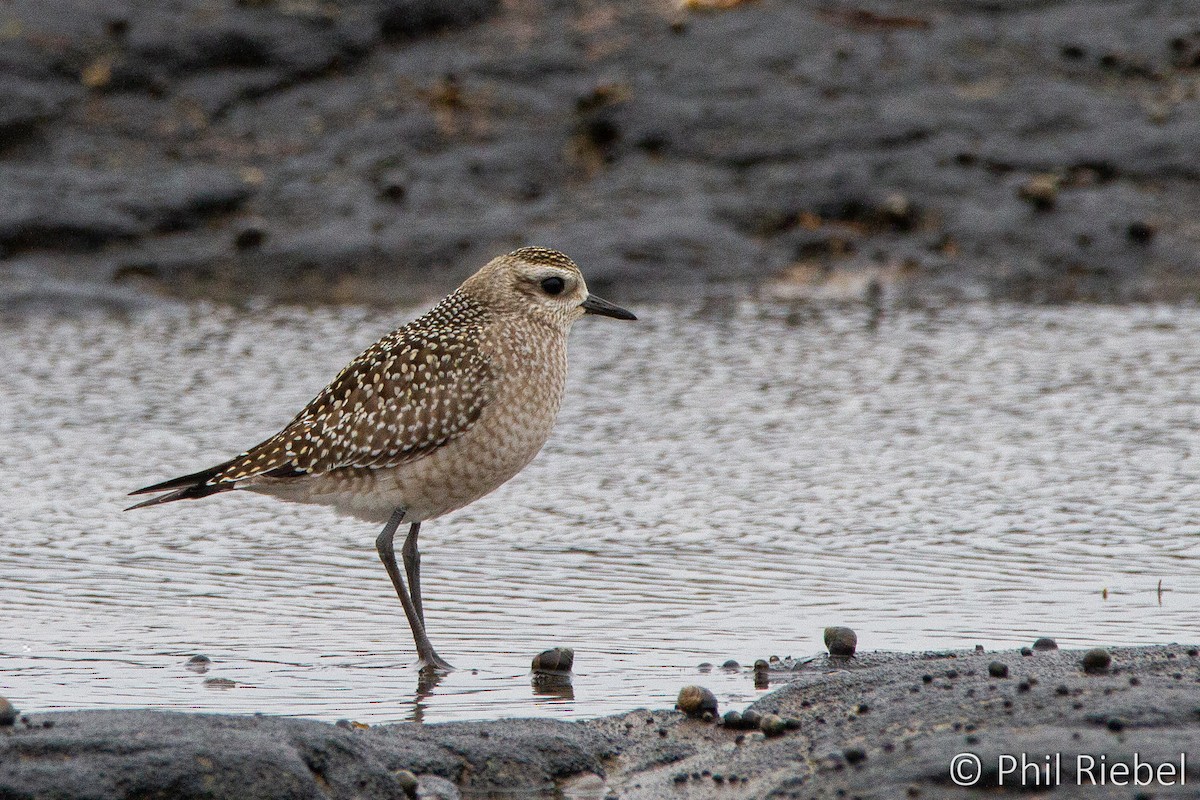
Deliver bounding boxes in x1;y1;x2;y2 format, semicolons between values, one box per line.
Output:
128;247;636;671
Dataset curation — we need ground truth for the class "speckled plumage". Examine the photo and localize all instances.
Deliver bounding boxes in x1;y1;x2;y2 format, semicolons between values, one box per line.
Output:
129;246;636;669
131;247;614;522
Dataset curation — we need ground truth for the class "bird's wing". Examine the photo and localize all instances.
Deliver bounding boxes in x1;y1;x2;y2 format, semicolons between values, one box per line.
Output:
214;326;496;484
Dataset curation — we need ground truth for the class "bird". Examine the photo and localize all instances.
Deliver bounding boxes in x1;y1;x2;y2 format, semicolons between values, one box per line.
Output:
127;246;636;672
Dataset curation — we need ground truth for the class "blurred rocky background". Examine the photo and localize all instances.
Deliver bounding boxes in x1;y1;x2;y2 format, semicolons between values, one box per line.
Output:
2;0;1198;310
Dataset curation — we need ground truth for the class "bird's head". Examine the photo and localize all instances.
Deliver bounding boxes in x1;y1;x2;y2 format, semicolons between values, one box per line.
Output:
463;247;636;329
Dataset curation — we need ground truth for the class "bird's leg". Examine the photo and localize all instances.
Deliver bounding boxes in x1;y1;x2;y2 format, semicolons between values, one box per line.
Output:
401;522;424;625
376;509;453;672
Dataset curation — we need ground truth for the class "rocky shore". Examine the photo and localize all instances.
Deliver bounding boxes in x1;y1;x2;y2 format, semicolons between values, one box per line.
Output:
3;644;1198;799
2;0;1199;311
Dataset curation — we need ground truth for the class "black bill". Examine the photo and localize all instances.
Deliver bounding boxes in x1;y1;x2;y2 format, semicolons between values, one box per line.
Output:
580;294;637;320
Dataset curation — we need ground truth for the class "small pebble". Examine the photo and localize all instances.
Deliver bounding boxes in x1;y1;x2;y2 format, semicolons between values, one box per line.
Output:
824;626;857;657
1186;648;1198;657
675;685;718;718
697;662;713;673
759;713;787;737
740;710;761;729
723;710;742;728
0;698;17;727
784;717;801;730
882;192;911;222
720;659;740;672
1106;717;1125;732
1032;638;1058;651
1020;647;1033;657
531;647;573;673
753;659;769;671
844;747;867;765
975;644;985;653
1056;684;1070;696
1018;173;1060;211
1081;648;1112;674
233;227;266;251
186;655;211;674
988;662;1009;678
1127;221;1155;245
394;769;418;798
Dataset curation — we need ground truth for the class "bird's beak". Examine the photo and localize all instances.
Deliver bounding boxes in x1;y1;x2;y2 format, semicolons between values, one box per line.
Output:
580;294;637;320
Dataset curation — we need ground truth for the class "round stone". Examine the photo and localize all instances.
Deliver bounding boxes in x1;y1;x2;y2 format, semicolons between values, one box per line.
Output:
824;626;857;657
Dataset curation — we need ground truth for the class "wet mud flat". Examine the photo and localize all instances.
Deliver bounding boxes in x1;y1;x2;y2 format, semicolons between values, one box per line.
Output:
2;645;1198;799
3;0;1200;309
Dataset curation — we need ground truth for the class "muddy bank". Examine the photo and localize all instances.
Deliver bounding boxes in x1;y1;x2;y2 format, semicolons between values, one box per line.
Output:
2;0;1199;309
3;645;1198;798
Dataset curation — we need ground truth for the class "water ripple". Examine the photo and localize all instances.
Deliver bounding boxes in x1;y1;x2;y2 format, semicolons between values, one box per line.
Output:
0;302;1197;722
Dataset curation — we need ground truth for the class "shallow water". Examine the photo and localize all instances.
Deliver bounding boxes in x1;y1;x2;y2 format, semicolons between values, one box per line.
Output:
1;300;1198;724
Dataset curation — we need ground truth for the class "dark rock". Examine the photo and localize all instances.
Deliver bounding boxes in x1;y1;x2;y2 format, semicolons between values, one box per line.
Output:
1020;647;1033;656
6;649;1198;800
1018;173;1060;211
3;0;1199;308
0;710;615;800
185;654;211;674
844;747;867;765
824;627;857;657
1033;638;1059;651
675;686;718;719
0;697;16;726
234;227;267;250
1082;648;1113;674
759;713;786;737
1127;221;1155;244
988;662;1009;679
394;768;418;798
531;647;573;673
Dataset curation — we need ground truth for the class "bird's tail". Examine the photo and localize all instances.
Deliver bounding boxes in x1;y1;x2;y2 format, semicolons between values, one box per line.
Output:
126;462;235;511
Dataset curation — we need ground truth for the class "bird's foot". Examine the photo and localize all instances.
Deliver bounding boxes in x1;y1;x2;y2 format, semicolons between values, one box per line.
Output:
417;651;454;673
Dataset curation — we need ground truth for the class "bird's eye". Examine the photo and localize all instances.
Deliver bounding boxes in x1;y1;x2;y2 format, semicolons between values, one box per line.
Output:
540;276;566;295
